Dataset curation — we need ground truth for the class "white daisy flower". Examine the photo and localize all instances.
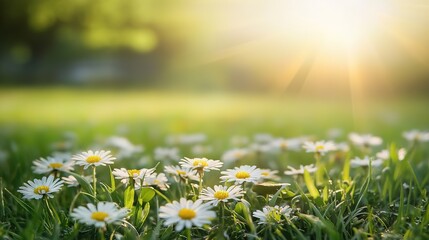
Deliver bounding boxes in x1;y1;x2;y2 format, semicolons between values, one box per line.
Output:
253;205;292;225
254;133;274;143
302;141;336;155
349;133;383;147
159;198;216;231
32;155;74;174
259;169;280;181
72;150;116;169
71;202;129;228
62;175;93;187
220;165;262;184
164;165;199;182
191;145;213;156
403;130;429;143
154;147;180;162
166;133;207;145
105;136;143;159
143;173;169;191
18;175;64;200
199;185;244;206
269;138;302;151
335;142;350;152
250;143;273;153
221;148;248;164
284;164;317;176
230;135;249;147
112;168;155;185
376;148;406;161
350;156;383;167
179;157;223;172
327;128;343;139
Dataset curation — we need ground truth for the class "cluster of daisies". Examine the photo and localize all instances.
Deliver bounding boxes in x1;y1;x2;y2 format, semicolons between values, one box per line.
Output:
15;129;429;236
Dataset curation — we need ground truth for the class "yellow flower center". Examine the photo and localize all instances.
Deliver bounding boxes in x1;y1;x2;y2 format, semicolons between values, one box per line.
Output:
86;155;101;163
235;171;250;179
261;172;269;176
178;208;196;220
233;152;243;158
49;162;63;169
214;190;229;200
91;211;109;221
176;170;186;175
127;169;140;177
316;145;325;151
34;185;50;195
192;159;208;167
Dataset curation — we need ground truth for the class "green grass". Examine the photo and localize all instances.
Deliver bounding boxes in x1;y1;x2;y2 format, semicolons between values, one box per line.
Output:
0;88;428;239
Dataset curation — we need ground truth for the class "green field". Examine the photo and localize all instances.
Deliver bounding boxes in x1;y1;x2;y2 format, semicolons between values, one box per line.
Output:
0;88;428;239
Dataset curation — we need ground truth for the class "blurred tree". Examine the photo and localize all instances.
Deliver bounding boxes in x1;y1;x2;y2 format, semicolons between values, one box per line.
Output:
0;0;163;84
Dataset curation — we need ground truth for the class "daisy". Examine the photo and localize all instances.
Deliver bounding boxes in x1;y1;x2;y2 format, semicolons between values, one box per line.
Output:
253;205;292;225
179;157;223;172
166;133;207;145
62;175;93;187
191;145;213;156
350;156;383;167
376;148;406;161
230;135;249;147
220;165;262;184
259;169;280;181
71;202;129;228
348;133;383;147
32;155;74;174
18;175;64;200
221;148;248;164
154;147;180;162
403;130;429;143
112;167;155;185
199;185;244;206
284;164;317;176
335;142;350;152
72;150;116;169
105;136;143;159
143;173;169;191
164;165;199;182
269;138;302;151
302;141;336;155
159;198;216;231
253;133;274;143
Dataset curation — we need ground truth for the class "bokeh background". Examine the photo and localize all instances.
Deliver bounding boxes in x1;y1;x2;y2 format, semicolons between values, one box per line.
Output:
0;0;428;135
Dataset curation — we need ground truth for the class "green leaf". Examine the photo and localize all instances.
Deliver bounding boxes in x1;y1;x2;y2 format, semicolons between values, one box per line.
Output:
124;184;135;209
109;166;116;192
4;188;33;214
138;188;155;205
323;186;328;203
63;171;93;194
141;202;150;225
234;202;256;235
342;155;350;182
268;184;288;206
253;182;289;195
304;169;320;198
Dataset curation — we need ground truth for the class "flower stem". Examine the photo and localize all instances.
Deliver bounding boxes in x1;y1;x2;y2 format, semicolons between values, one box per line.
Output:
219;202;225;227
198;170;204;196
92;166;97;200
44;197;60;224
314;153;323;185
186;228;191;240
98;228;106;240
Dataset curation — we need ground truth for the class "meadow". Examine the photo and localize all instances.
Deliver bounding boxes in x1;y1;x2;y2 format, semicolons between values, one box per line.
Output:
0;88;428;239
